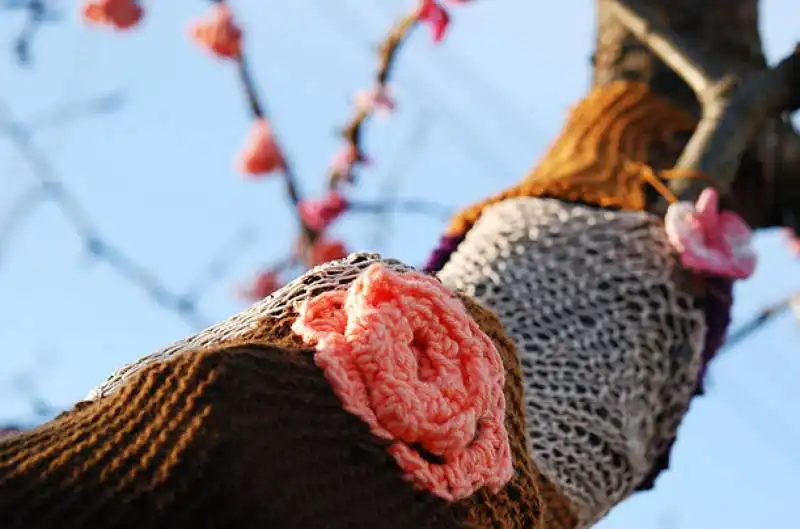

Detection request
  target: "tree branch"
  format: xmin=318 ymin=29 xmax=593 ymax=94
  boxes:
xmin=607 ymin=0 xmax=722 ymax=97
xmin=671 ymin=48 xmax=800 ymax=200
xmin=611 ymin=0 xmax=800 ymax=203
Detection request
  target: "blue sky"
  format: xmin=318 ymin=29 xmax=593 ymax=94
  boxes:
xmin=0 ymin=1 xmax=798 ymax=527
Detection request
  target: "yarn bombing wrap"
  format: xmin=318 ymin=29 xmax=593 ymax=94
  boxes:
xmin=422 ymin=82 xmax=738 ymax=506
xmin=3 ymin=253 xmax=558 ymax=529
xmin=292 ymin=263 xmax=514 ymax=501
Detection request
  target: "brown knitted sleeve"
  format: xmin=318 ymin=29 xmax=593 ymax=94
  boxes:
xmin=0 ymin=344 xmax=463 ymax=529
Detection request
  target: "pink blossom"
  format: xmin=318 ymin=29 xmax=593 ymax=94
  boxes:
xmin=418 ymin=0 xmax=450 ymax=43
xmin=237 ymin=118 xmax=285 ymax=177
xmin=237 ymin=269 xmax=281 ymax=300
xmin=298 ymin=191 xmax=349 ymax=231
xmin=355 ymin=85 xmax=396 ymax=116
xmin=329 ymin=142 xmax=368 ymax=183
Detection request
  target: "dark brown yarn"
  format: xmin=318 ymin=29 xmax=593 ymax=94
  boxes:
xmin=0 ymin=292 xmax=577 ymax=528
xmin=0 ymin=344 xmax=464 ymax=529
xmin=234 ymin=293 xmax=578 ymax=528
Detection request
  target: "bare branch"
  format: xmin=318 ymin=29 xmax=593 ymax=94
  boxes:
xmin=612 ymin=0 xmax=800 ymax=202
xmin=607 ymin=0 xmax=722 ymax=97
xmin=349 ymin=198 xmax=454 ymax=220
xmin=721 ymin=292 xmax=800 ymax=351
xmin=0 ymin=109 xmax=218 ymax=330
xmin=671 ymin=47 xmax=800 ymax=200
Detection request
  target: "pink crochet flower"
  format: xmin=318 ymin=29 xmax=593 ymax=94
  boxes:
xmin=292 ymin=264 xmax=513 ymax=501
xmin=664 ymin=187 xmax=756 ymax=280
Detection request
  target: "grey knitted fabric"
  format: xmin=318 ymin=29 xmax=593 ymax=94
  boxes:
xmin=436 ymin=197 xmax=706 ymax=527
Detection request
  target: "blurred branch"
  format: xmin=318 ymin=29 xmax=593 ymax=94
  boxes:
xmin=330 ymin=6 xmax=421 ymax=189
xmin=721 ymin=292 xmax=800 ymax=350
xmin=0 ymin=185 xmax=46 ymax=264
xmin=369 ymin=109 xmax=434 ymax=251
xmin=208 ymin=0 xmax=448 ymax=274
xmin=181 ymin=225 xmax=259 ymax=299
xmin=0 ymin=104 xmax=260 ymax=330
xmin=349 ymin=198 xmax=453 ymax=220
xmin=5 ymin=0 xmax=62 ymax=67
xmin=23 ymin=90 xmax=126 ymax=130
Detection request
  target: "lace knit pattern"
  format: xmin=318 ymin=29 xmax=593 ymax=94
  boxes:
xmin=436 ymin=197 xmax=707 ymax=527
xmin=77 ymin=252 xmax=576 ymax=528
xmin=84 ymin=253 xmax=413 ymax=401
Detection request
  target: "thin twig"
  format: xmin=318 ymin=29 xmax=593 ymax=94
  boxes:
xmin=0 ymin=185 xmax=47 ymax=264
xmin=0 ymin=110 xmax=221 ymax=330
xmin=231 ymin=38 xmax=314 ymax=242
xmin=332 ymin=7 xmax=422 ymax=188
xmin=721 ymin=292 xmax=800 ymax=351
xmin=349 ymin=198 xmax=453 ymax=220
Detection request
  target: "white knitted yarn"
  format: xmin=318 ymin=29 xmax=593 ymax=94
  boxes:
xmin=437 ymin=197 xmax=706 ymax=527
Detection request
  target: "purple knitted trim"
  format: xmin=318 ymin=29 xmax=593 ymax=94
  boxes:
xmin=696 ymin=277 xmax=733 ymax=394
xmin=422 ymin=234 xmax=465 ymax=274
xmin=635 ymin=276 xmax=733 ymax=491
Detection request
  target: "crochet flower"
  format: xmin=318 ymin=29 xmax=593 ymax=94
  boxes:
xmin=190 ymin=4 xmax=243 ymax=59
xmin=418 ymin=0 xmax=450 ymax=43
xmin=292 ymin=264 xmax=513 ymax=501
xmin=237 ymin=119 xmax=284 ymax=177
xmin=664 ymin=187 xmax=756 ymax=280
xmin=298 ymin=192 xmax=349 ymax=231
xmin=355 ymin=85 xmax=396 ymax=115
xmin=82 ymin=0 xmax=142 ymax=30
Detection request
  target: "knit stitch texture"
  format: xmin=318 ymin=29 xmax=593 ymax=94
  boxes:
xmin=1 ymin=254 xmax=576 ymax=529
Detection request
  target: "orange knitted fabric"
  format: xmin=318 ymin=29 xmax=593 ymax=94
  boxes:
xmin=0 ymin=291 xmax=576 ymax=528
xmin=445 ymin=81 xmax=699 ymax=237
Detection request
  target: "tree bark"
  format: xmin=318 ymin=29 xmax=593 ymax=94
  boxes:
xmin=593 ymin=0 xmax=766 ymax=110
xmin=592 ymin=0 xmax=800 ymax=231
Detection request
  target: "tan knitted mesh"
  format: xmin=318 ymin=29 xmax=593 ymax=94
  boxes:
xmin=437 ymin=197 xmax=707 ymax=527
xmin=85 ymin=253 xmax=413 ymax=401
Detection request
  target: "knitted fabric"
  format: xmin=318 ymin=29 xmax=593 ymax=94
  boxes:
xmin=422 ymin=81 xmax=735 ymax=501
xmin=443 ymin=81 xmax=698 ymax=238
xmin=4 ymin=253 xmax=577 ymax=528
xmin=436 ymin=197 xmax=707 ymax=528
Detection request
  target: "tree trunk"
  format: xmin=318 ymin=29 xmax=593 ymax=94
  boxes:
xmin=591 ymin=0 xmax=790 ymax=229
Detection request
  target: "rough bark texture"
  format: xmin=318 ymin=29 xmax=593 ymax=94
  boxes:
xmin=593 ymin=0 xmax=799 ymax=231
